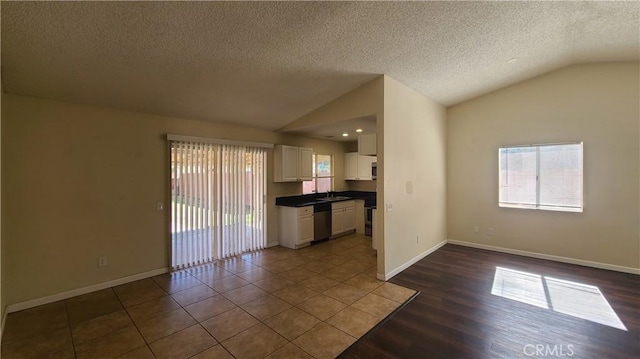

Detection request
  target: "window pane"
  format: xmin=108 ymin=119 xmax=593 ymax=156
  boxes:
xmin=539 ymin=144 xmax=582 ymax=209
xmin=316 ymin=177 xmax=333 ymax=193
xmin=316 ymin=155 xmax=332 ymax=177
xmin=499 ymin=147 xmax=537 ymax=206
xmin=303 ymin=180 xmax=316 ymax=195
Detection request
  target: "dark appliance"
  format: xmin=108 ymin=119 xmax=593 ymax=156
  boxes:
xmin=313 ymin=202 xmax=331 ymax=241
xmin=365 ymin=206 xmax=373 ymax=236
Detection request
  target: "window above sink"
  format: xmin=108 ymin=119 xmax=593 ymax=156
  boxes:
xmin=303 ymin=154 xmax=334 ymax=195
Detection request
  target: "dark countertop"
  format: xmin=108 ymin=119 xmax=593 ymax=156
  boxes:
xmin=276 ymin=191 xmax=376 ymax=208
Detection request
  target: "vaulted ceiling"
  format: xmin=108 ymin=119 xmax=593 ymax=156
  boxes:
xmin=2 ymin=1 xmax=638 ymax=130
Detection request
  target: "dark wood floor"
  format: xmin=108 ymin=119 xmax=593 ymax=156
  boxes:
xmin=340 ymin=244 xmax=640 ymax=359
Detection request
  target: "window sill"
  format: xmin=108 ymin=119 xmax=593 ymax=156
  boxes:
xmin=499 ymin=203 xmax=583 ymax=213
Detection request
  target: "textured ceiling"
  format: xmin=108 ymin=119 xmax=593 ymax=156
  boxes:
xmin=2 ymin=1 xmax=638 ymax=130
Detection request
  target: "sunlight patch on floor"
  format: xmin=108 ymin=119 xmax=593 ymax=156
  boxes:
xmin=491 ymin=267 xmax=627 ymax=331
xmin=491 ymin=267 xmax=548 ymax=309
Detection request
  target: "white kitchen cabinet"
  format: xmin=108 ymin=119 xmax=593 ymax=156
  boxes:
xmin=331 ymin=200 xmax=356 ymax=237
xmin=345 ymin=153 xmax=358 ymax=180
xmin=298 ymin=214 xmax=314 ymax=244
xmin=279 ymin=206 xmax=314 ymax=249
xmin=344 ymin=206 xmax=355 ymax=231
xmin=298 ymin=147 xmax=313 ymax=180
xmin=274 ymin=145 xmax=313 ymax=182
xmin=344 ymin=152 xmax=376 ymax=180
xmin=358 ymin=133 xmax=377 ymax=155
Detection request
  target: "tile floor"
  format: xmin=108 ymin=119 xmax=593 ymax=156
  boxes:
xmin=1 ymin=234 xmax=417 ymax=359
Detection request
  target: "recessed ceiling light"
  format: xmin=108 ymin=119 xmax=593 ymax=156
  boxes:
xmin=355 ymin=129 xmax=363 ymax=133
xmin=342 ymin=133 xmax=349 ymax=137
xmin=508 ymin=58 xmax=518 ymax=63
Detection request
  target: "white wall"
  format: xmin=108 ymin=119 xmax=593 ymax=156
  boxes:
xmin=382 ymin=76 xmax=447 ymax=278
xmin=447 ymin=62 xmax=640 ymax=271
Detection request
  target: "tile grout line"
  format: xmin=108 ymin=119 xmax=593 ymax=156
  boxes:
xmin=209 ymin=258 xmax=292 ymax=358
xmin=113 ymin=286 xmax=159 ymax=359
xmin=177 ymin=278 xmax=232 ymax=358
xmin=187 ymin=251 xmax=338 ymax=358
xmin=4 ymin=235 xmax=387 ymax=359
xmin=170 ymin=270 xmax=240 ymax=359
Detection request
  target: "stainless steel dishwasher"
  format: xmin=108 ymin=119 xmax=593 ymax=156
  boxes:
xmin=313 ymin=202 xmax=331 ymax=242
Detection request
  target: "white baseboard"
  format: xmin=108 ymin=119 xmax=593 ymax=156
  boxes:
xmin=266 ymin=241 xmax=279 ymax=248
xmin=6 ymin=267 xmax=170 ymax=314
xmin=381 ymin=240 xmax=448 ymax=281
xmin=447 ymin=239 xmax=640 ymax=275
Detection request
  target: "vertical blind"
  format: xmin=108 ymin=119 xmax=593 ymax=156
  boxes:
xmin=499 ymin=143 xmax=583 ymax=212
xmin=170 ymin=140 xmax=267 ymax=269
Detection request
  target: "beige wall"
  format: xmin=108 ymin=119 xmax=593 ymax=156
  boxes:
xmin=281 ymin=75 xmax=448 ymax=280
xmin=346 ymin=180 xmax=377 ymax=192
xmin=382 ymin=76 xmax=447 ymax=277
xmin=280 ymin=77 xmax=384 ymax=132
xmin=1 ymin=94 xmax=346 ymax=306
xmin=1 ymin=79 xmax=4 ymax=333
xmin=282 ymin=77 xmax=385 ymax=276
xmin=447 ymin=62 xmax=640 ymax=270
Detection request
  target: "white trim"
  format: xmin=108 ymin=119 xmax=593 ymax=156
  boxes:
xmin=499 ymin=141 xmax=583 ymax=149
xmin=167 ymin=134 xmax=274 ymax=149
xmin=1 ymin=307 xmax=7 ymax=344
xmin=266 ymin=241 xmax=279 ymax=248
xmin=447 ymin=239 xmax=640 ymax=275
xmin=381 ymin=240 xmax=448 ymax=281
xmin=6 ymin=267 xmax=170 ymax=313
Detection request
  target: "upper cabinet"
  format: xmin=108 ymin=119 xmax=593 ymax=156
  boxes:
xmin=358 ymin=134 xmax=377 ymax=155
xmin=345 ymin=152 xmax=376 ymax=180
xmin=274 ymin=145 xmax=313 ymax=182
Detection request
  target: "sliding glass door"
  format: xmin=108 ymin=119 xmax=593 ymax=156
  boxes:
xmin=170 ymin=141 xmax=266 ymax=270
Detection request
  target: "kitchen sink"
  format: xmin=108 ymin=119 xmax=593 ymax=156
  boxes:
xmin=322 ymin=196 xmax=352 ymax=202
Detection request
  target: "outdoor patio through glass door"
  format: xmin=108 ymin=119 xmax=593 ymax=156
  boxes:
xmin=170 ymin=140 xmax=267 ymax=270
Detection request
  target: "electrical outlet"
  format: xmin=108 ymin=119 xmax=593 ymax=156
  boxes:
xmin=474 ymin=226 xmax=479 ymax=233
xmin=385 ymin=203 xmax=393 ymax=212
xmin=98 ymin=256 xmax=108 ymax=267
xmin=487 ymin=227 xmax=495 ymax=236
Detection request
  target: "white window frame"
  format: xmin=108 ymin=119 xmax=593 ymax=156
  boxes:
xmin=498 ymin=142 xmax=584 ymax=213
xmin=303 ymin=154 xmax=334 ymax=194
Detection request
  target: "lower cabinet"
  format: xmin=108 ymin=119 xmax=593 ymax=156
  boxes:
xmin=279 ymin=206 xmax=314 ymax=249
xmin=331 ymin=200 xmax=356 ymax=237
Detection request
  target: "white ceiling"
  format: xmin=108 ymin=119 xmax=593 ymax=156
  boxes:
xmin=1 ymin=1 xmax=638 ymax=131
